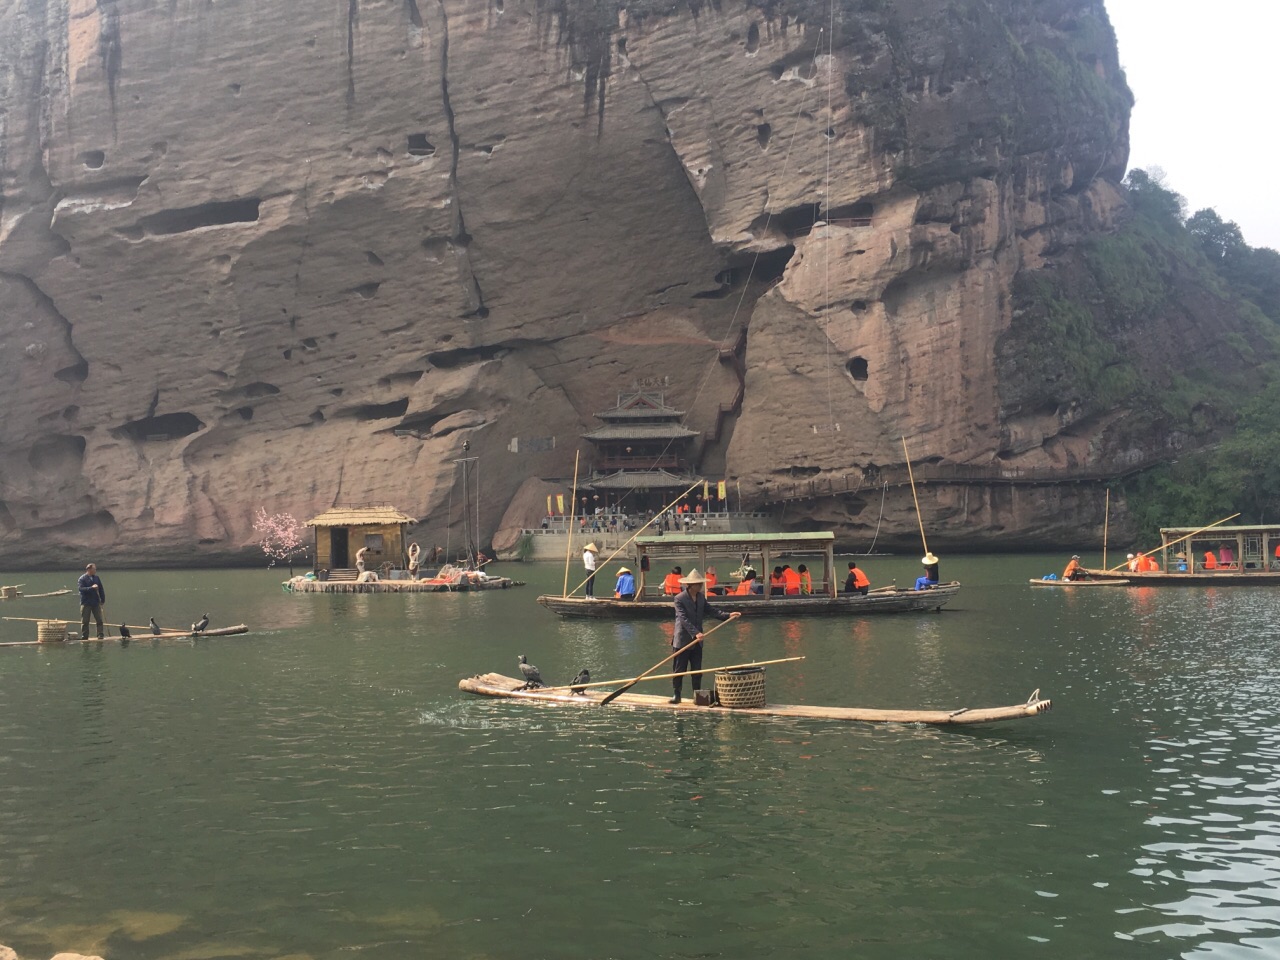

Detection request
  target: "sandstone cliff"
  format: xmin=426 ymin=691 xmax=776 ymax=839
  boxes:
xmin=0 ymin=0 xmax=1242 ymax=566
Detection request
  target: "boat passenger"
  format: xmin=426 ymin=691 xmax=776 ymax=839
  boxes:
xmin=614 ymin=566 xmax=636 ymax=601
xmin=797 ymin=564 xmax=812 ymax=594
xmin=769 ymin=566 xmax=786 ymax=596
xmin=1126 ymin=552 xmax=1138 ymax=573
xmin=782 ymin=564 xmax=801 ymax=595
xmin=1061 ymin=555 xmax=1086 ymax=581
xmin=705 ymin=567 xmax=719 ymax=594
xmin=915 ymin=552 xmax=941 ymax=591
xmin=734 ymin=570 xmax=758 ymax=595
xmin=1203 ymin=551 xmax=1218 ymax=570
xmin=1139 ymin=554 xmax=1159 ymax=573
xmin=663 ymin=566 xmax=684 ymax=595
xmin=844 ymin=561 xmax=870 ymax=596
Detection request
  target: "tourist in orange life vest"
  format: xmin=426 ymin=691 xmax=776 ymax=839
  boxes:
xmin=844 ymin=561 xmax=870 ymax=595
xmin=1139 ymin=554 xmax=1159 ymax=573
xmin=797 ymin=564 xmax=812 ymax=594
xmin=1203 ymin=551 xmax=1218 ymax=570
xmin=704 ymin=567 xmax=718 ymax=593
xmin=1062 ymin=555 xmax=1085 ymax=581
xmin=734 ymin=570 xmax=758 ymax=594
xmin=769 ymin=566 xmax=786 ymax=595
xmin=663 ymin=566 xmax=684 ymax=595
xmin=782 ymin=564 xmax=801 ymax=595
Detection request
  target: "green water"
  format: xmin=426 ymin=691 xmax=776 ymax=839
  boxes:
xmin=1 ymin=556 xmax=1278 ymax=959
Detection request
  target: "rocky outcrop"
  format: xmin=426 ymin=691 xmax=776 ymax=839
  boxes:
xmin=0 ymin=0 xmax=1231 ymax=564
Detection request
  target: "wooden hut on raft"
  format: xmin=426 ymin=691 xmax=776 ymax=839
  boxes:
xmin=306 ymin=506 xmax=416 ymax=580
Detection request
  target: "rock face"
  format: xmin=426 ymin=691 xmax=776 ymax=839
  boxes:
xmin=0 ymin=0 xmax=1206 ymax=565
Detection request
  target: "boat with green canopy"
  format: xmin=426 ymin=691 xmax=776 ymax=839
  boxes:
xmin=537 ymin=532 xmax=959 ymax=618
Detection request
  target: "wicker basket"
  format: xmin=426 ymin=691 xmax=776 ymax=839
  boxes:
xmin=715 ymin=667 xmax=766 ymax=708
xmin=0 ymin=585 xmax=18 ymax=600
xmin=37 ymin=620 xmax=71 ymax=643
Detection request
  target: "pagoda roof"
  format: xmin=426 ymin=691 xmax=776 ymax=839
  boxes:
xmin=582 ymin=423 xmax=699 ymax=442
xmin=306 ymin=506 xmax=416 ymax=527
xmin=587 ymin=469 xmax=699 ymax=490
xmin=593 ymin=391 xmax=685 ymax=420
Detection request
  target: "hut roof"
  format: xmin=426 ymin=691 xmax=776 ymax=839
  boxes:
xmin=306 ymin=506 xmax=416 ymax=527
xmin=587 ymin=469 xmax=697 ymax=490
xmin=582 ymin=423 xmax=699 ymax=442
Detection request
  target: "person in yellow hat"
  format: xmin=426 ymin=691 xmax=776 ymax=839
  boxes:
xmin=915 ymin=552 xmax=940 ymax=590
xmin=614 ymin=566 xmax=636 ymax=600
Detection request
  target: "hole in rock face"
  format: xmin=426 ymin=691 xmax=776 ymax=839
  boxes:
xmin=117 ymin=412 xmax=205 ymax=442
xmin=756 ymin=123 xmax=772 ymax=148
xmin=824 ymin=127 xmax=836 ymax=140
xmin=227 ymin=83 xmax=241 ymax=95
xmin=55 ymin=360 xmax=89 ymax=384
xmin=850 ymin=300 xmax=868 ymax=312
xmin=79 ymin=150 xmax=106 ymax=169
xmin=617 ymin=37 xmax=626 ymax=53
xmin=353 ymin=282 xmax=380 ymax=299
xmin=407 ymin=134 xmax=436 ymax=156
xmin=132 ymin=198 xmax=261 ymax=236
xmin=346 ymin=399 xmax=410 ymax=421
xmin=746 ymin=22 xmax=760 ymax=54
xmin=242 ymin=382 xmax=280 ymax=398
xmin=366 ymin=250 xmax=384 ymax=267
xmin=847 ymin=357 xmax=869 ymax=381
xmin=236 ymin=407 xmax=254 ymax=421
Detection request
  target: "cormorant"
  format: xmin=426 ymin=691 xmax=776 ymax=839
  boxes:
xmin=517 ymin=654 xmax=543 ymax=689
xmin=570 ymin=669 xmax=590 ymax=695
xmin=192 ymin=614 xmax=209 ymax=634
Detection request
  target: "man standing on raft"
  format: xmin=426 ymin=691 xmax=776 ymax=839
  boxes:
xmin=670 ymin=569 xmax=741 ymax=704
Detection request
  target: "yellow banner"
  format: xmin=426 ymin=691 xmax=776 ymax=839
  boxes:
xmin=556 ymin=494 xmax=565 ymax=513
xmin=546 ymin=495 xmax=553 ymax=515
xmin=718 ymin=480 xmax=727 ymax=500
xmin=703 ymin=480 xmax=709 ymax=500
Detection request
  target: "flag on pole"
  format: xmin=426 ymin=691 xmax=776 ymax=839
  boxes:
xmin=703 ymin=480 xmax=709 ymax=500
xmin=718 ymin=480 xmax=727 ymax=500
xmin=556 ymin=494 xmax=565 ymax=514
xmin=546 ymin=495 xmax=553 ymax=515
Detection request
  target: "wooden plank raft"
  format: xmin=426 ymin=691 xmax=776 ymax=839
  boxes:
xmin=0 ymin=624 xmax=250 ymax=647
xmin=458 ymin=673 xmax=1053 ymax=726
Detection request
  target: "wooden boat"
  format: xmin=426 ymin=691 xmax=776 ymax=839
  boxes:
xmin=1029 ymin=577 xmax=1129 ymax=588
xmin=539 ymin=582 xmax=959 ymax=618
xmin=459 ymin=672 xmax=1052 ymax=726
xmin=0 ymin=585 xmax=72 ymax=600
xmin=1085 ymin=523 xmax=1280 ymax=586
xmin=539 ymin=532 xmax=959 ymax=618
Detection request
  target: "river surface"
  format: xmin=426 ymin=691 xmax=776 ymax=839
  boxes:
xmin=1 ymin=555 xmax=1278 ymax=960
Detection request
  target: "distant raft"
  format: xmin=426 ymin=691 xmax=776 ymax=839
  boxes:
xmin=458 ymin=673 xmax=1052 ymax=727
xmin=1030 ymin=577 xmax=1130 ymax=587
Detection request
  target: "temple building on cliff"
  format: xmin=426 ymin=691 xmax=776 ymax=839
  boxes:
xmin=582 ymin=393 xmax=703 ymax=512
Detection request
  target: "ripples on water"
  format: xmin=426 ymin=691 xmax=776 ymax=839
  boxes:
xmin=3 ymin=564 xmax=1280 ymax=958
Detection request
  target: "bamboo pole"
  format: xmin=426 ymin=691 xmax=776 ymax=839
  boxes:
xmin=1102 ymin=488 xmax=1110 ymax=570
xmin=599 ymin=611 xmax=740 ymax=704
xmin=539 ymin=656 xmax=805 ymax=693
xmin=1100 ymin=512 xmax=1241 ymax=573
xmin=901 ymin=436 xmax=930 ymax=557
xmin=564 ymin=478 xmax=706 ymax=599
xmin=562 ymin=449 xmax=581 ymax=597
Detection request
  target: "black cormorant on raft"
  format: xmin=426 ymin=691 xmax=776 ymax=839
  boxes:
xmin=458 ymin=672 xmax=1052 ymax=727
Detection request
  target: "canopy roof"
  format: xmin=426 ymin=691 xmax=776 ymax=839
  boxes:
xmin=307 ymin=506 xmax=416 ymax=527
xmin=1161 ymin=524 xmax=1280 ymax=536
xmin=593 ymin=392 xmax=685 ymax=420
xmin=635 ymin=532 xmax=836 ymax=559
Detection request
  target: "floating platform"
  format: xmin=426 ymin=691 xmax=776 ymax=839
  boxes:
xmin=284 ymin=575 xmax=523 ymax=593
xmin=537 ymin=582 xmax=959 ymax=619
xmin=0 ymin=624 xmax=250 ymax=647
xmin=458 ymin=672 xmax=1052 ymax=726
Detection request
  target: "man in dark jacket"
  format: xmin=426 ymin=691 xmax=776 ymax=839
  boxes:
xmin=670 ymin=568 xmax=741 ymax=704
xmin=77 ymin=563 xmax=106 ymax=640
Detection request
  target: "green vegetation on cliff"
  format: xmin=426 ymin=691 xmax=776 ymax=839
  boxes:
xmin=1001 ymin=168 xmax=1280 ymax=536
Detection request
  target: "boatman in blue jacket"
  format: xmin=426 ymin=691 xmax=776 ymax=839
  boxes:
xmin=670 ymin=569 xmax=741 ymax=704
xmin=77 ymin=562 xmax=106 ymax=640
xmin=614 ymin=566 xmax=636 ymax=600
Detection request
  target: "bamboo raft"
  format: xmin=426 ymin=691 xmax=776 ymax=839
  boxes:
xmin=284 ymin=576 xmax=523 ymax=593
xmin=0 ymin=621 xmax=250 ymax=647
xmin=458 ymin=672 xmax=1053 ymax=726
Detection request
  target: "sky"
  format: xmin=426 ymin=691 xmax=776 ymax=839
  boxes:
xmin=1105 ymin=0 xmax=1280 ymax=251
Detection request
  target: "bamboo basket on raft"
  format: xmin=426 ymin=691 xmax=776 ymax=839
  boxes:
xmin=715 ymin=667 xmax=767 ymax=708
xmin=37 ymin=620 xmax=74 ymax=643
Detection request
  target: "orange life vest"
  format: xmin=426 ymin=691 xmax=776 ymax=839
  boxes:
xmin=663 ymin=573 xmax=682 ymax=594
xmin=734 ymin=578 xmax=755 ymax=595
xmin=783 ymin=568 xmax=801 ymax=595
xmin=1203 ymin=552 xmax=1217 ymax=570
xmin=852 ymin=568 xmax=870 ymax=589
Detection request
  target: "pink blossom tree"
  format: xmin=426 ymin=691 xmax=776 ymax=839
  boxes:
xmin=253 ymin=508 xmax=307 ymax=574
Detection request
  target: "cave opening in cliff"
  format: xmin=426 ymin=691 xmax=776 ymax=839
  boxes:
xmin=345 ymin=399 xmax=411 ymax=421
xmin=756 ymin=123 xmax=772 ymax=149
xmin=846 ymin=357 xmax=869 ymax=382
xmin=78 ymin=150 xmax=105 ymax=169
xmin=116 ymin=412 xmax=206 ymax=442
xmin=426 ymin=344 xmax=508 ymax=367
xmin=132 ymin=199 xmax=261 ymax=236
xmin=407 ymin=134 xmax=436 ymax=157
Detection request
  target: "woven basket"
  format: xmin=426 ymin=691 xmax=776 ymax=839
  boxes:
xmin=0 ymin=585 xmax=18 ymax=600
xmin=37 ymin=620 xmax=71 ymax=643
xmin=715 ymin=667 xmax=766 ymax=708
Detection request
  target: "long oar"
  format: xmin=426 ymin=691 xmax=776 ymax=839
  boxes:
xmin=599 ymin=614 xmax=740 ymax=705
xmin=539 ymin=656 xmax=805 ymax=693
xmin=1101 ymin=512 xmax=1240 ymax=573
xmin=901 ymin=436 xmax=931 ymax=559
